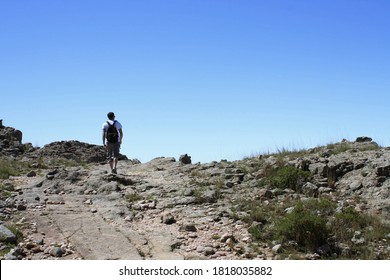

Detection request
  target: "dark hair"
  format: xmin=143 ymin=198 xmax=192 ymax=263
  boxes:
xmin=107 ymin=112 xmax=115 ymax=120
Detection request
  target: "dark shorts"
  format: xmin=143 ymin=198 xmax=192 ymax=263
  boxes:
xmin=107 ymin=142 xmax=120 ymax=159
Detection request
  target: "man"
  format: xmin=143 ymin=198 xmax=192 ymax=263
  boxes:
xmin=102 ymin=112 xmax=123 ymax=174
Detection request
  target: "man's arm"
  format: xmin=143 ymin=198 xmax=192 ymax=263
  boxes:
xmin=102 ymin=129 xmax=106 ymax=146
xmin=119 ymin=128 xmax=123 ymax=145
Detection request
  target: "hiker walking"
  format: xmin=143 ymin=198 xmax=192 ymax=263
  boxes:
xmin=102 ymin=112 xmax=123 ymax=174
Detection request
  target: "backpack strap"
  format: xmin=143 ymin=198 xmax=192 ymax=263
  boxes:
xmin=106 ymin=120 xmax=116 ymax=127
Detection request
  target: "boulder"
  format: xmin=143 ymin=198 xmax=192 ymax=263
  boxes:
xmin=356 ymin=136 xmax=372 ymax=143
xmin=179 ymin=154 xmax=192 ymax=165
xmin=0 ymin=123 xmax=26 ymax=156
xmin=0 ymin=224 xmax=17 ymax=244
xmin=161 ymin=212 xmax=176 ymax=224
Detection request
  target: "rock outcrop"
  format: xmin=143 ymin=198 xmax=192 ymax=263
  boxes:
xmin=31 ymin=141 xmax=108 ymax=163
xmin=0 ymin=120 xmax=127 ymax=163
xmin=0 ymin=122 xmax=35 ymax=157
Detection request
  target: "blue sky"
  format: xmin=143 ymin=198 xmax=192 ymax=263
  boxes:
xmin=1 ymin=0 xmax=389 ymax=163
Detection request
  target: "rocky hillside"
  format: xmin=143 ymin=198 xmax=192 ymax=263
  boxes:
xmin=0 ymin=121 xmax=389 ymax=260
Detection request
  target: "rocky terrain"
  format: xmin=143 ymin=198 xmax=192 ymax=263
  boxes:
xmin=1 ymin=120 xmax=390 ymax=260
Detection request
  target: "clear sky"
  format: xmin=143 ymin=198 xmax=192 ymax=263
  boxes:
xmin=1 ymin=0 xmax=389 ymax=163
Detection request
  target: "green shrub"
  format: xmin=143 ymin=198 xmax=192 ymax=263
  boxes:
xmin=125 ymin=192 xmax=143 ymax=203
xmin=275 ymin=147 xmax=310 ymax=160
xmin=48 ymin=158 xmax=86 ymax=168
xmin=276 ymin=201 xmax=329 ymax=251
xmin=238 ymin=195 xmax=390 ymax=258
xmin=337 ymin=207 xmax=367 ymax=228
xmin=7 ymin=224 xmax=24 ymax=243
xmin=268 ymin=166 xmax=310 ymax=192
xmin=193 ymin=185 xmax=221 ymax=204
xmin=241 ymin=200 xmax=268 ymax=224
xmin=0 ymin=159 xmax=21 ymax=179
xmin=0 ymin=183 xmax=14 ymax=199
xmin=235 ymin=199 xmax=287 ymax=242
xmin=328 ymin=207 xmax=390 ymax=259
xmin=331 ymin=207 xmax=368 ymax=241
xmin=303 ymin=198 xmax=336 ymax=216
xmin=331 ymin=207 xmax=390 ymax=244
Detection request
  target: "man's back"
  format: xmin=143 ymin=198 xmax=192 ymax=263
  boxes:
xmin=102 ymin=112 xmax=123 ymax=174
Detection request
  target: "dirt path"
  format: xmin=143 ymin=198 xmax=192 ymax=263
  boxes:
xmin=17 ymin=161 xmax=185 ymax=260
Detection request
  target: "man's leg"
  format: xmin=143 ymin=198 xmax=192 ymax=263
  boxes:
xmin=112 ymin=143 xmax=120 ymax=174
xmin=107 ymin=144 xmax=115 ymax=172
xmin=113 ymin=158 xmax=118 ymax=172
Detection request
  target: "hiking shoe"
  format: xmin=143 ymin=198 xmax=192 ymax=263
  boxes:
xmin=112 ymin=168 xmax=117 ymax=174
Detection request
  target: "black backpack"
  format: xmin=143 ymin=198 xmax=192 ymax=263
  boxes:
xmin=106 ymin=121 xmax=118 ymax=143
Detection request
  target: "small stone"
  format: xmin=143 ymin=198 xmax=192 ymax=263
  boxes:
xmin=124 ymin=215 xmax=133 ymax=222
xmin=258 ymin=188 xmax=274 ymax=199
xmin=221 ymin=233 xmax=236 ymax=243
xmin=225 ymin=238 xmax=235 ymax=247
xmin=36 ymin=239 xmax=44 ymax=245
xmin=31 ymin=246 xmax=43 ymax=253
xmin=148 ymin=201 xmax=157 ymax=209
xmin=203 ymin=247 xmax=216 ymax=256
xmin=5 ymin=197 xmax=15 ymax=208
xmin=188 ymin=233 xmax=198 ymax=238
xmin=17 ymin=203 xmax=27 ymax=211
xmin=84 ymin=199 xmax=92 ymax=205
xmin=27 ymin=170 xmax=37 ymax=177
xmin=5 ymin=251 xmax=18 ymax=260
xmin=241 ymin=236 xmax=252 ymax=243
xmin=179 ymin=224 xmax=197 ymax=232
xmin=50 ymin=247 xmax=65 ymax=257
xmin=352 ymin=231 xmax=365 ymax=245
xmin=161 ymin=212 xmax=176 ymax=225
xmin=272 ymin=244 xmax=283 ymax=253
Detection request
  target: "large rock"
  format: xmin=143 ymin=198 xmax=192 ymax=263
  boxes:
xmin=0 ymin=225 xmax=17 ymax=244
xmin=31 ymin=140 xmax=128 ymax=163
xmin=179 ymin=154 xmax=192 ymax=165
xmin=356 ymin=136 xmax=372 ymax=143
xmin=0 ymin=122 xmax=25 ymax=156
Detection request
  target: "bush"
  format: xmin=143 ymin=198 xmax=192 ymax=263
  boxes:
xmin=328 ymin=207 xmax=390 ymax=259
xmin=268 ymin=166 xmax=311 ymax=192
xmin=303 ymin=198 xmax=336 ymax=216
xmin=331 ymin=207 xmax=368 ymax=242
xmin=193 ymin=185 xmax=222 ymax=204
xmin=124 ymin=192 xmax=143 ymax=203
xmin=0 ymin=159 xmax=21 ymax=179
xmin=276 ymin=201 xmax=329 ymax=251
xmin=0 ymin=183 xmax=15 ymax=199
xmin=236 ymin=199 xmax=287 ymax=242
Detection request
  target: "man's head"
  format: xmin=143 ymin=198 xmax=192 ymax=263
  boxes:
xmin=107 ymin=112 xmax=115 ymax=120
